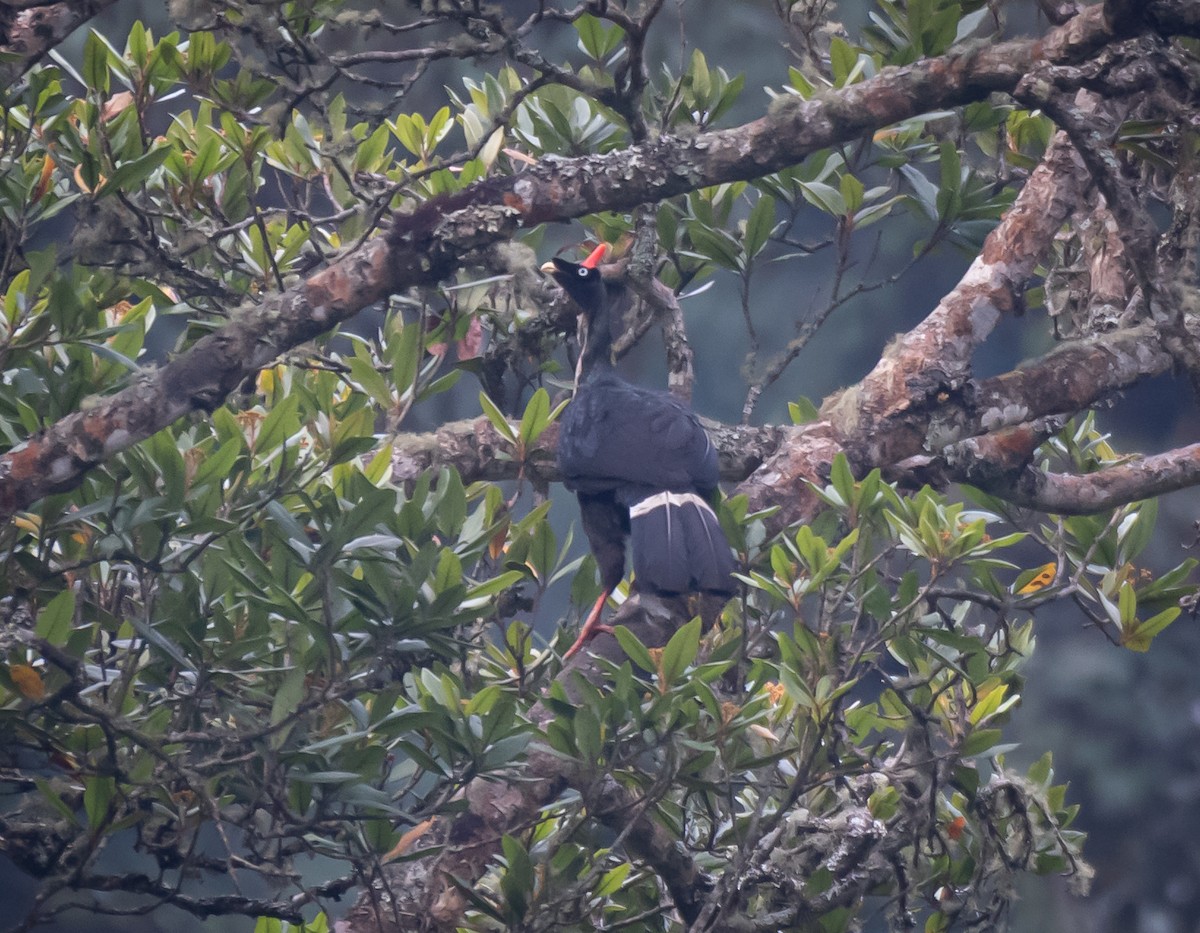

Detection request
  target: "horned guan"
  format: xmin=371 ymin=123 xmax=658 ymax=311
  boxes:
xmin=542 ymin=244 xmax=736 ymax=659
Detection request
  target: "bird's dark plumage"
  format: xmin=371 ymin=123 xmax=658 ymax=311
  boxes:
xmin=543 ymin=246 xmax=735 ymax=656
xmin=559 ymin=371 xmax=733 ymax=594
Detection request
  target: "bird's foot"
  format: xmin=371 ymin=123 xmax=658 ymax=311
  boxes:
xmin=562 ymin=589 xmax=615 ymax=660
xmin=562 ymin=621 xmax=615 ymax=660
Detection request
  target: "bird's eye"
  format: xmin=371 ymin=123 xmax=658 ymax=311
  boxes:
xmin=577 ymin=267 xmax=588 ymax=277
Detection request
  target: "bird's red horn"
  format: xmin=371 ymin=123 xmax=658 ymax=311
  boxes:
xmin=580 ymin=243 xmax=608 ymax=269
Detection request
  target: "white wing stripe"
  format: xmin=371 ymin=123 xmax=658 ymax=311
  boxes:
xmin=629 ymin=491 xmax=715 ymax=518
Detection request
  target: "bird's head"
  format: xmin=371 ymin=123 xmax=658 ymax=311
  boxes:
xmin=540 ymin=243 xmax=608 ymax=320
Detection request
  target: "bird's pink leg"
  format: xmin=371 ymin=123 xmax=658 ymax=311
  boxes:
xmin=562 ymin=589 xmax=615 ymax=659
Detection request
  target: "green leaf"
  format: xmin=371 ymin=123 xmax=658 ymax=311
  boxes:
xmin=840 ymin=173 xmax=864 ymax=214
xmin=83 ymin=31 xmax=111 ymax=94
xmin=925 ymin=911 xmax=949 ymax=933
xmin=1028 ymin=751 xmax=1053 ymax=787
xmin=96 ymin=145 xmax=172 ymax=197
xmin=127 ymin=616 xmax=193 ymax=670
xmin=525 ymin=517 xmax=556 ymax=583
xmin=829 ymin=36 xmax=857 ymax=85
xmin=613 ymin=624 xmax=656 ymax=673
xmin=389 ymin=114 xmax=423 ymax=157
xmin=518 ymin=387 xmax=551 ymax=449
xmin=479 ymin=391 xmax=518 ymax=444
xmin=362 ymin=441 xmax=394 ymax=485
xmin=688 ymin=223 xmax=743 ymax=270
xmin=829 ymin=453 xmax=856 ymax=505
xmin=394 ymin=739 xmax=446 ymax=777
xmin=434 ymin=549 xmax=463 ymax=594
xmin=348 ymin=341 xmax=392 ymax=406
xmin=127 ymin=21 xmax=148 ymax=64
xmin=1117 ymin=498 xmax=1157 ymax=563
xmin=968 ymin=681 xmax=1012 ymax=726
xmin=81 ymin=340 xmax=138 ymax=373
xmin=660 ymin=616 xmax=701 ymax=685
xmin=355 ymin=123 xmax=392 ymax=172
xmin=36 ymin=590 xmax=76 ymax=645
xmin=899 ymin=164 xmax=939 ymax=219
xmin=779 ymin=646 xmax=814 ymax=709
xmin=481 ymin=733 xmax=532 ymax=769
xmin=788 ymin=397 xmax=819 ymax=424
xmin=1118 ymin=580 xmax=1137 ymax=626
xmin=595 ymin=861 xmax=631 ymax=896
xmin=868 ymin=785 xmax=900 ymax=821
xmin=84 ymin=775 xmax=115 ymax=830
xmin=254 ymin=392 xmax=300 ymax=453
xmin=961 ymin=728 xmax=1003 ymax=758
xmin=390 ymin=319 xmax=423 ymax=393
xmin=744 ymin=194 xmax=776 ymax=258
xmin=689 ymin=49 xmax=711 ymax=100
xmin=1121 ymin=606 xmax=1180 ymax=652
xmin=572 ymin=702 xmax=603 ymax=764
xmin=575 ymin=14 xmax=623 ymax=61
xmin=426 ymin=106 xmax=452 ymax=150
xmin=293 ymin=770 xmax=363 ymax=784
xmin=432 ymin=467 xmax=467 ymax=538
xmin=417 ymin=369 xmax=463 ymax=403
xmin=799 ymin=180 xmax=847 ymax=216
xmin=853 ymin=195 xmax=904 ymax=228
xmin=955 ymin=7 xmax=991 ymax=43
xmin=464 ymin=569 xmax=525 ymax=604
xmin=270 ymin=666 xmax=307 ymax=728
xmin=500 ymin=834 xmax=533 ymax=921
xmin=939 ymin=140 xmax=962 ymax=195
xmin=190 ymin=437 xmax=243 ymax=491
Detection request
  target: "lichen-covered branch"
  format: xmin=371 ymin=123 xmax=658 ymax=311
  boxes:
xmin=1017 ymin=86 xmax=1153 ymax=293
xmin=969 ymin=324 xmax=1171 ymax=432
xmin=390 ymin=418 xmax=785 ymax=488
xmin=974 ymin=440 xmax=1200 ymax=513
xmin=0 ymin=0 xmax=119 ymax=86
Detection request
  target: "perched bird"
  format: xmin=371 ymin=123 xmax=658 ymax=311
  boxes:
xmin=541 ymin=244 xmax=736 ymax=659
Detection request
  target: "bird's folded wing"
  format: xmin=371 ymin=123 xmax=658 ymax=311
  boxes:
xmin=558 ymin=380 xmax=718 ymax=493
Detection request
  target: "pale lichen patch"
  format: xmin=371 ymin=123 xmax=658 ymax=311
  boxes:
xmin=980 ymin=403 xmax=1030 ymax=432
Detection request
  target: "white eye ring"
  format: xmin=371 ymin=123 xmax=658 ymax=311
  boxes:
xmin=577 ymin=267 xmax=588 ymax=276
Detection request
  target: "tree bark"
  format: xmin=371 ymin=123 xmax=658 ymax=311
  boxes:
xmin=0 ymin=0 xmax=120 ymax=86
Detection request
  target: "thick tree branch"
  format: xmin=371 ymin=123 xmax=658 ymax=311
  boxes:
xmin=1018 ymin=86 xmax=1155 ymax=293
xmin=889 ymin=415 xmax=1072 ymax=493
xmin=393 ymin=316 xmax=1175 ymax=522
xmin=969 ymin=324 xmax=1171 ymax=432
xmin=887 ymin=322 xmax=1174 ymax=487
xmin=973 ymin=441 xmax=1200 ymax=513
xmin=390 ymin=418 xmax=785 ymax=488
xmin=0 ymin=0 xmax=119 ymax=86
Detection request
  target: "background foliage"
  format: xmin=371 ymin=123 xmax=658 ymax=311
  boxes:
xmin=1 ymin=1 xmax=1198 ymax=932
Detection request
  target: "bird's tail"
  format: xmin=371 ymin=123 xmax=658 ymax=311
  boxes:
xmin=628 ymin=491 xmax=736 ymax=596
